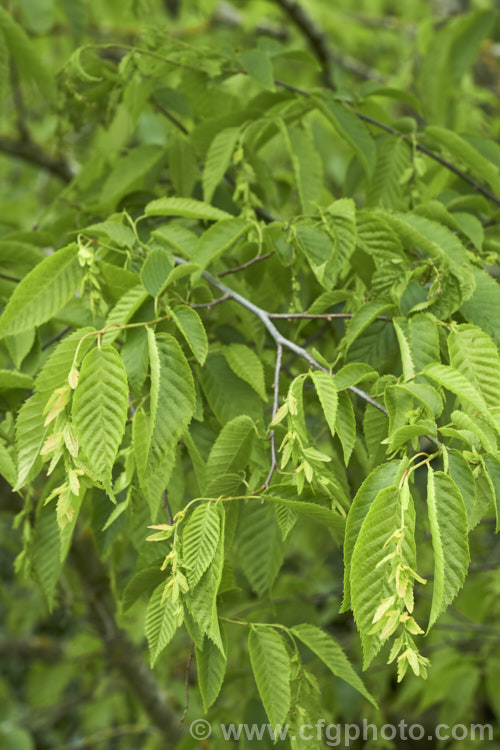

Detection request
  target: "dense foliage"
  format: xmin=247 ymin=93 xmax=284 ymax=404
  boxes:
xmin=1 ymin=0 xmax=500 ymax=747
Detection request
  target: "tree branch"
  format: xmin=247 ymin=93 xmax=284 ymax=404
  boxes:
xmin=0 ymin=135 xmax=74 ymax=183
xmin=174 ymin=256 xmax=387 ymax=414
xmin=70 ymin=526 xmax=183 ymax=747
xmin=273 ymin=0 xmax=385 ymax=83
xmin=218 ymin=252 xmax=273 ymax=278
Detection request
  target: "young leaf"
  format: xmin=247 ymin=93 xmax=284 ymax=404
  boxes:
xmin=195 ymin=218 xmax=249 ymax=270
xmin=239 ymin=501 xmax=286 ymax=596
xmin=314 ymin=97 xmax=376 ymax=177
xmin=238 ymin=49 xmax=275 ymax=91
xmin=101 ymin=285 xmax=148 ymax=345
xmin=141 ymin=249 xmax=173 ymax=298
xmin=183 ymin=502 xmax=221 ymax=587
xmin=203 ymin=126 xmax=240 ymax=204
xmin=145 ymin=584 xmax=182 ymax=667
xmin=426 ymin=469 xmax=470 ymax=631
xmin=291 ymin=624 xmax=377 ymax=709
xmin=248 ymin=627 xmax=291 ymax=726
xmin=350 ymin=485 xmax=414 ymax=668
xmin=170 ymin=306 xmax=208 ymax=365
xmin=72 ymin=345 xmax=129 ymax=492
xmin=0 ymin=245 xmax=83 ymax=338
xmin=146 ymin=331 xmax=195 ymax=518
xmin=196 ymin=627 xmax=228 ymax=712
xmin=205 ymin=415 xmax=254 ymax=495
xmin=310 ymin=370 xmax=338 ymax=440
xmin=145 ymin=197 xmax=232 ymax=221
xmin=222 ymin=343 xmax=267 ymax=401
xmin=341 ymin=461 xmax=402 ymax=612
xmin=335 ymin=391 xmax=356 ymax=466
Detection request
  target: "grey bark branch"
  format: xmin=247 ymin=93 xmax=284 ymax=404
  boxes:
xmin=0 ymin=135 xmax=74 ymax=182
xmin=70 ymin=526 xmax=183 ymax=746
xmin=174 ymin=257 xmax=388 ymax=415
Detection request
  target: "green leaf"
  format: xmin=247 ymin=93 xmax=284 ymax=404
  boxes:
xmin=335 ymin=391 xmax=356 ymax=466
xmin=311 ymin=370 xmax=338 ymax=441
xmin=145 ymin=197 xmax=232 ymax=221
xmin=392 ymin=317 xmax=415 ymax=381
xmin=315 ymin=97 xmax=376 ymax=177
xmin=264 ymin=495 xmax=345 ymax=539
xmin=342 ymin=461 xmax=401 ymax=611
xmin=248 ymin=627 xmax=291 ymax=726
xmin=222 ymin=343 xmax=267 ymax=401
xmin=146 ymin=584 xmax=182 ymax=667
xmin=15 ymin=329 xmax=93 ymax=490
xmin=205 ymin=415 xmax=254 ymax=495
xmin=72 ymin=346 xmax=129 ymax=492
xmin=195 ymin=218 xmax=249 ymax=270
xmin=447 ymin=324 xmax=500 ymax=416
xmin=185 ymin=506 xmax=225 ymax=650
xmin=170 ymin=306 xmax=208 ymax=365
xmin=100 ymin=144 xmax=165 ymax=210
xmin=426 ymin=469 xmax=470 ymax=631
xmin=0 ymin=370 xmax=33 ymax=390
xmin=344 ymin=302 xmax=395 ymax=352
xmin=0 ymin=245 xmax=83 ymax=338
xmin=203 ymin=126 xmax=240 ymax=204
xmin=101 ymin=285 xmax=148 ymax=345
xmin=409 ymin=313 xmax=440 ymax=371
xmin=0 ymin=6 xmax=55 ymax=101
xmin=281 ymin=123 xmax=323 ymax=211
xmin=0 ymin=442 xmax=16 ymax=486
xmin=183 ymin=502 xmax=221 ymax=587
xmin=291 ymin=624 xmax=377 ymax=708
xmin=461 ymin=268 xmax=500 ymax=349
xmin=239 ymin=501 xmax=286 ymax=596
xmin=146 ymin=332 xmax=195 ymax=518
xmin=366 ymin=136 xmax=409 ymax=209
xmin=483 ymin=455 xmax=500 ymax=534
xmin=424 ymin=363 xmax=490 ymax=420
xmin=238 ymin=49 xmax=275 ymax=91
xmin=447 ymin=449 xmax=477 ymax=530
xmin=350 ymin=485 xmax=415 ymax=668
xmin=426 ymin=126 xmax=500 ymax=195
xmin=141 ymin=249 xmax=173 ymax=298
xmin=199 ymin=354 xmax=263 ymax=425
xmin=333 ymin=363 xmax=376 ymax=391
xmin=196 ymin=628 xmax=228 ymax=712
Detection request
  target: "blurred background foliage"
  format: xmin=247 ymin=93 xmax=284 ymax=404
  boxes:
xmin=1 ymin=0 xmax=500 ymax=748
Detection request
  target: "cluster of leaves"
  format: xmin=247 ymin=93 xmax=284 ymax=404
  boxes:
xmin=2 ymin=0 xmax=500 ymax=747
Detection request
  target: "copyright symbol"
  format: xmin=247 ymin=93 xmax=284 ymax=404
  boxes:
xmin=190 ymin=719 xmax=212 ymax=740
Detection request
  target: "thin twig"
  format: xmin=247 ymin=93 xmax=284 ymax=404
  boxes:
xmin=218 ymin=252 xmax=273 ymax=278
xmin=180 ymin=644 xmax=194 ymax=724
xmin=189 ymin=294 xmax=230 ymax=310
xmin=174 ymin=256 xmax=387 ymax=414
xmin=153 ymin=100 xmax=189 ymax=136
xmin=267 ymin=311 xmax=392 ymax=321
xmin=264 ymin=343 xmax=283 ymax=490
xmin=0 ymin=272 xmax=20 ymax=283
xmin=41 ymin=325 xmax=71 ymax=351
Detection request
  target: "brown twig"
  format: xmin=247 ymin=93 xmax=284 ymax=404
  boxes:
xmin=218 ymin=252 xmax=273 ymax=277
xmin=189 ymin=294 xmax=231 ymax=310
xmin=180 ymin=644 xmax=194 ymax=724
